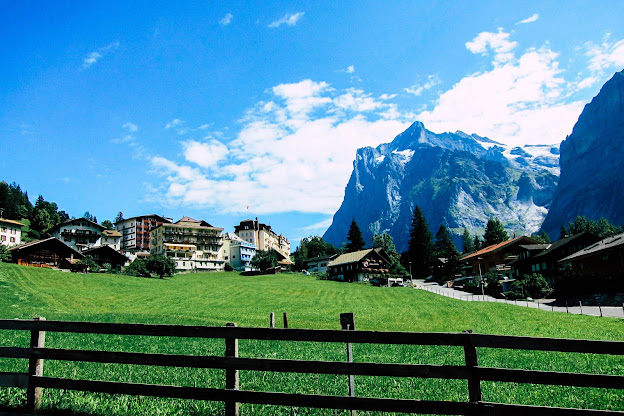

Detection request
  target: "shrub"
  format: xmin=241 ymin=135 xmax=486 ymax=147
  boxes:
xmin=0 ymin=245 xmax=11 ymax=262
xmin=77 ymin=255 xmax=100 ymax=273
xmin=516 ymin=273 xmax=551 ymax=299
xmin=124 ymin=258 xmax=150 ymax=277
xmin=224 ymin=263 xmax=234 ymax=272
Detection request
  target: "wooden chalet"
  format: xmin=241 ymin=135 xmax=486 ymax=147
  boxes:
xmin=461 ymin=236 xmax=538 ymax=278
xmin=327 ymin=248 xmax=390 ymax=282
xmin=82 ymin=245 xmax=129 ymax=270
xmin=559 ymin=232 xmax=624 ymax=283
xmin=9 ymin=238 xmax=83 ymax=269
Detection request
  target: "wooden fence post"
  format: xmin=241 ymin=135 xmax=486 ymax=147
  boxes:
xmin=340 ymin=313 xmax=356 ymax=416
xmin=462 ymin=330 xmax=482 ymax=405
xmin=579 ymin=301 xmax=583 ymax=315
xmin=270 ymin=312 xmax=275 ymax=328
xmin=283 ymin=312 xmax=288 ymax=329
xmin=225 ymin=322 xmax=239 ymax=416
xmin=26 ymin=316 xmax=46 ymax=413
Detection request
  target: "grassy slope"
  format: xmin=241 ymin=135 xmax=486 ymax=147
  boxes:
xmin=0 ymin=263 xmax=623 ymax=415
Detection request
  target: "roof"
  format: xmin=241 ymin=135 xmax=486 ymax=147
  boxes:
xmin=51 ymin=217 xmax=105 ymax=232
xmin=533 ymin=232 xmax=598 ymax=260
xmin=305 ymin=254 xmax=337 ymax=263
xmin=0 ymin=218 xmax=25 ymax=227
xmin=159 ymin=221 xmax=223 ymax=231
xmin=519 ymin=244 xmax=551 ymax=251
xmin=461 ymin=236 xmax=538 ymax=261
xmin=328 ymin=249 xmax=380 ymax=267
xmin=9 ymin=237 xmax=83 ymax=258
xmin=102 ymin=230 xmax=122 ymax=237
xmin=82 ymin=245 xmax=129 ymax=262
xmin=559 ymin=232 xmax=624 ymax=263
xmin=114 ymin=214 xmax=172 ymax=225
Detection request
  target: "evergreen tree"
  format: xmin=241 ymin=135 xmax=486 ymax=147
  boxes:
xmin=473 ymin=235 xmax=481 ymax=252
xmin=434 ymin=225 xmax=461 ymax=281
xmin=251 ymin=249 xmax=279 ymax=273
xmin=101 ymin=220 xmax=114 ymax=230
xmin=462 ymin=227 xmax=475 ymax=253
xmin=345 ymin=219 xmax=365 ymax=253
xmin=406 ymin=206 xmax=434 ymax=278
xmin=483 ymin=217 xmax=508 ymax=247
xmin=372 ymin=233 xmax=407 ymax=277
xmin=115 ymin=212 xmax=125 ymax=223
xmin=561 ymin=216 xmax=622 ymax=239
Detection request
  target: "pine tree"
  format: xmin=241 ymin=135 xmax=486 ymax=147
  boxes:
xmin=434 ymin=225 xmax=461 ymax=281
xmin=473 ymin=235 xmax=481 ymax=251
xmin=483 ymin=217 xmax=508 ymax=247
xmin=406 ymin=206 xmax=434 ymax=278
xmin=462 ymin=227 xmax=475 ymax=253
xmin=115 ymin=212 xmax=125 ymax=223
xmin=346 ymin=219 xmax=365 ymax=253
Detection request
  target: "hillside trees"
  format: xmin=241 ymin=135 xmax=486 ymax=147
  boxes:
xmin=0 ymin=181 xmax=33 ymax=219
xmin=251 ymin=249 xmax=279 ymax=273
xmin=145 ymin=255 xmax=176 ymax=279
xmin=560 ymin=216 xmax=622 ymax=238
xmin=462 ymin=227 xmax=475 ymax=254
xmin=293 ymin=236 xmax=338 ymax=270
xmin=406 ymin=206 xmax=434 ymax=278
xmin=372 ymin=233 xmax=408 ymax=278
xmin=483 ymin=217 xmax=508 ymax=247
xmin=346 ymin=219 xmax=366 ymax=253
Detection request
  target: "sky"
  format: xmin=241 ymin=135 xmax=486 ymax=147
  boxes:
xmin=1 ymin=1 xmax=624 ymax=249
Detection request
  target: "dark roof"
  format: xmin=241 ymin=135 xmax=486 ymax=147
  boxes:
xmin=533 ymin=232 xmax=598 ymax=259
xmin=10 ymin=237 xmax=83 ymax=259
xmin=559 ymin=232 xmax=624 ymax=263
xmin=50 ymin=217 xmax=105 ymax=232
xmin=0 ymin=218 xmax=25 ymax=227
xmin=82 ymin=245 xmax=129 ymax=263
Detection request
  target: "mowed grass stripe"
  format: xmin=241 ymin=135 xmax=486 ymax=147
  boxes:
xmin=0 ymin=262 xmax=623 ymax=415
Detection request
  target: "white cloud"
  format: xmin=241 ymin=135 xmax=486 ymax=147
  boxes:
xmin=585 ymin=35 xmax=624 ymax=74
xmin=220 ymin=13 xmax=233 ymax=26
xmin=419 ymin=29 xmax=584 ymax=146
xmin=345 ymin=65 xmax=355 ymax=74
xmin=379 ymin=93 xmax=397 ymax=100
xmin=183 ymin=140 xmax=229 ymax=168
xmin=466 ymin=29 xmax=517 ymax=64
xmin=123 ymin=122 xmax=138 ymax=132
xmin=404 ymin=75 xmax=441 ymax=96
xmin=150 ymin=81 xmax=411 ymax=214
xmin=268 ymin=12 xmax=305 ymax=28
xmin=82 ymin=42 xmax=119 ymax=69
xmin=516 ymin=13 xmax=539 ymax=25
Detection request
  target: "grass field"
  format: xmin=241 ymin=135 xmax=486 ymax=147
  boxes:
xmin=0 ymin=262 xmax=623 ymax=415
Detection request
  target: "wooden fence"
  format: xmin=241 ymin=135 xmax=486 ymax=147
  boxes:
xmin=0 ymin=316 xmax=623 ymax=415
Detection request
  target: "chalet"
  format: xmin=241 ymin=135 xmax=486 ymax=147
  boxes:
xmin=305 ymin=254 xmax=337 ymax=273
xmin=0 ymin=218 xmax=24 ymax=247
xmin=327 ymin=249 xmax=390 ymax=282
xmin=82 ymin=245 xmax=129 ymax=270
xmin=461 ymin=236 xmax=538 ymax=278
xmin=511 ymin=232 xmax=600 ymax=282
xmin=49 ymin=218 xmax=106 ymax=252
xmin=559 ymin=232 xmax=624 ymax=282
xmin=9 ymin=237 xmax=83 ymax=268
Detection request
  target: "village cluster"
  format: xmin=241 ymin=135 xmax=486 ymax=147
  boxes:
xmin=0 ymin=215 xmax=291 ymax=272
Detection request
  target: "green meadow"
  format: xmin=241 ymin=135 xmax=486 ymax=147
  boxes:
xmin=0 ymin=262 xmax=622 ymax=415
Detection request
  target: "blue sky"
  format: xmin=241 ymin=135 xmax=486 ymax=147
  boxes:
xmin=2 ymin=1 xmax=624 ymax=248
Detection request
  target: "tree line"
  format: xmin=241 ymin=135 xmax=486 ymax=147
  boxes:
xmin=0 ymin=180 xmax=125 ymax=241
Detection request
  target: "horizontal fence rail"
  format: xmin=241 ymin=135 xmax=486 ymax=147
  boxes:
xmin=0 ymin=318 xmax=623 ymax=415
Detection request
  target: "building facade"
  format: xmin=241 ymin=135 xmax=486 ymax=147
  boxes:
xmin=49 ymin=218 xmax=106 ymax=252
xmin=101 ymin=229 xmax=122 ymax=251
xmin=222 ymin=232 xmax=257 ymax=271
xmin=150 ymin=217 xmax=225 ymax=272
xmin=234 ymin=218 xmax=290 ymax=259
xmin=327 ymin=249 xmax=390 ymax=282
xmin=115 ymin=214 xmax=172 ymax=256
xmin=0 ymin=218 xmax=24 ymax=247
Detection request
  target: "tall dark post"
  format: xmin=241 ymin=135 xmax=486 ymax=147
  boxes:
xmin=462 ymin=329 xmax=482 ymax=404
xmin=225 ymin=322 xmax=239 ymax=416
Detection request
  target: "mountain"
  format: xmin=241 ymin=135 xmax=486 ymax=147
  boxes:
xmin=541 ymin=69 xmax=624 ymax=238
xmin=323 ymin=122 xmax=559 ymax=252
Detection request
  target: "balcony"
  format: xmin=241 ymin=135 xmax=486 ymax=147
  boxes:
xmin=61 ymin=230 xmax=100 ymax=238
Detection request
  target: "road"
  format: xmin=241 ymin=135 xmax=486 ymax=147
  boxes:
xmin=414 ymin=280 xmax=624 ymax=318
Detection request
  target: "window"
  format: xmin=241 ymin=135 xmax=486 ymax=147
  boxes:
xmin=10 ymin=237 xmax=14 ymax=243
xmin=0 ymin=235 xmax=5 ymax=241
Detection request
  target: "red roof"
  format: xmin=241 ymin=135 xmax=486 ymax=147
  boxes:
xmin=461 ymin=236 xmax=535 ymax=261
